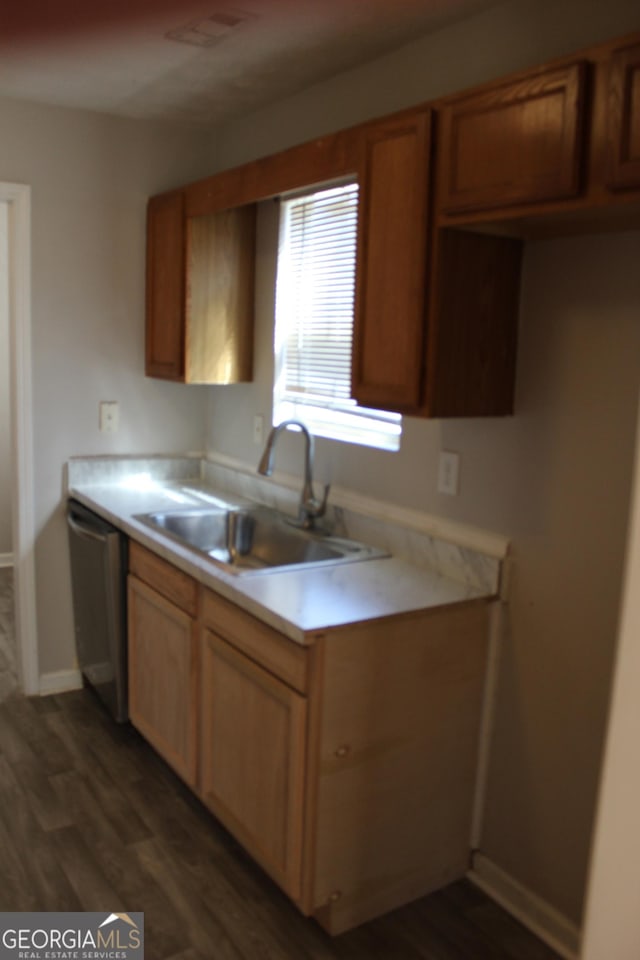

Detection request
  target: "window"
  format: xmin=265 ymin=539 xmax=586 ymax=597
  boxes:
xmin=273 ymin=182 xmax=401 ymax=452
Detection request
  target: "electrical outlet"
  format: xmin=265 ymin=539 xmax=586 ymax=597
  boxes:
xmin=253 ymin=414 xmax=264 ymax=445
xmin=438 ymin=450 xmax=460 ymax=496
xmin=99 ymin=401 xmax=119 ymax=433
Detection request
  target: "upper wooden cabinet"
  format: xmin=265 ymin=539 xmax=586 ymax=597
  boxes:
xmin=145 ymin=29 xmax=640 ymax=413
xmin=350 ymin=106 xmax=522 ymax=418
xmin=438 ymin=62 xmax=587 ymax=215
xmin=606 ymin=41 xmax=640 ymax=191
xmin=185 ymin=207 xmax=255 ymax=383
xmin=146 ymin=192 xmax=256 ymax=383
xmin=352 ymin=109 xmax=431 ymax=411
xmin=146 ymin=189 xmax=185 ymax=380
xmin=426 ymin=229 xmax=522 ymax=418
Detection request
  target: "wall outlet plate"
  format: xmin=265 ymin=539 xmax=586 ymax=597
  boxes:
xmin=253 ymin=414 xmax=264 ymax=445
xmin=99 ymin=401 xmax=119 ymax=433
xmin=438 ymin=450 xmax=460 ymax=496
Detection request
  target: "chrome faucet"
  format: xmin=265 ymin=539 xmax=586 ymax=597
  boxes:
xmin=257 ymin=420 xmax=330 ymax=530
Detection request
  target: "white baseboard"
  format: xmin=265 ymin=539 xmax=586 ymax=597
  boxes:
xmin=39 ymin=669 xmax=83 ymax=696
xmin=469 ymin=853 xmax=581 ymax=960
xmin=0 ymin=552 xmax=14 ymax=568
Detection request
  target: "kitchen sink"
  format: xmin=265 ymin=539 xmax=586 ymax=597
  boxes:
xmin=134 ymin=505 xmax=387 ymax=575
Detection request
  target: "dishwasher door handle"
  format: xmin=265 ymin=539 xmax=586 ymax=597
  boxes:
xmin=67 ymin=510 xmax=109 ymax=544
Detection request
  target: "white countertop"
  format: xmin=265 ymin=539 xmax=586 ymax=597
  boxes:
xmin=68 ymin=478 xmax=494 ymax=644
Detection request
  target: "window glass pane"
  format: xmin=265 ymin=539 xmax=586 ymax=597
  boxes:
xmin=274 ymin=183 xmax=401 ymax=452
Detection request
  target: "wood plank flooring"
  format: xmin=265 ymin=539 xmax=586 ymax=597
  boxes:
xmin=0 ymin=688 xmax=562 ymax=960
xmin=0 ymin=566 xmax=18 ymax=702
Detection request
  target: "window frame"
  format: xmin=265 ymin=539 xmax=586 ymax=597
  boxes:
xmin=272 ymin=181 xmax=402 ymax=452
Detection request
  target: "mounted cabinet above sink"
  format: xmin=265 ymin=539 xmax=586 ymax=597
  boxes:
xmin=146 ymin=190 xmax=255 ymax=384
xmin=145 ymin=28 xmax=640 ymax=415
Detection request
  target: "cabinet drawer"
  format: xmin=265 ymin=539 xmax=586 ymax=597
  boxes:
xmin=438 ymin=62 xmax=587 ymax=214
xmin=129 ymin=541 xmax=198 ymax=616
xmin=201 ymin=588 xmax=308 ymax=694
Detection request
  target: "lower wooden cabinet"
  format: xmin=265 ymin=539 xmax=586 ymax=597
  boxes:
xmin=127 ymin=574 xmax=198 ymax=786
xmin=310 ymin=603 xmax=489 ymax=933
xmin=199 ymin=629 xmax=307 ymax=900
xmin=127 ymin=542 xmax=491 ymax=933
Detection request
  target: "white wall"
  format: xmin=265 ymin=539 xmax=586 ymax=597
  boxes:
xmin=581 ymin=393 xmax=640 ymax=959
xmin=0 ymin=201 xmax=10 ymax=556
xmin=0 ymin=96 xmax=212 ymax=676
xmin=212 ymin=0 xmax=640 ymax=169
xmin=203 ymin=0 xmax=640 ymax=930
xmin=207 ymin=209 xmax=640 ymax=928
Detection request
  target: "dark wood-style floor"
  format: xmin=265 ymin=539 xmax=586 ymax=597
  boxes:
xmin=0 ymin=688 xmax=561 ymax=960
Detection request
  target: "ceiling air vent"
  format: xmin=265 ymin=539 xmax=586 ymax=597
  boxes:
xmin=166 ymin=9 xmax=256 ymax=48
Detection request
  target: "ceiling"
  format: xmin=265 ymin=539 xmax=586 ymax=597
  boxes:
xmin=0 ymin=0 xmax=502 ymax=126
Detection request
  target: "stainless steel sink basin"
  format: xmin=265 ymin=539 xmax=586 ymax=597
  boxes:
xmin=134 ymin=505 xmax=386 ymax=575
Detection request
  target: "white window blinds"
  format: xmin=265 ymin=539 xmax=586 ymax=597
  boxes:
xmin=274 ymin=183 xmax=401 ymax=451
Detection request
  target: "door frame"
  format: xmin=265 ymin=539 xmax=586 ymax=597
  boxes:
xmin=1 ymin=182 xmax=38 ymax=695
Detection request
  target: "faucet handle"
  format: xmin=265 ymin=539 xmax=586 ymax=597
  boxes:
xmin=314 ymin=483 xmax=330 ymax=518
xmin=300 ymin=482 xmax=330 ymax=528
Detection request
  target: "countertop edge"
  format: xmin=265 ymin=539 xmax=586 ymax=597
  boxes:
xmin=68 ymin=484 xmax=498 ymax=645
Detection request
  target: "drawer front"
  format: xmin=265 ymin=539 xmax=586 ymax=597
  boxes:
xmin=129 ymin=540 xmax=198 ymax=616
xmin=202 ymin=588 xmax=308 ymax=694
xmin=438 ymin=62 xmax=587 ymax=214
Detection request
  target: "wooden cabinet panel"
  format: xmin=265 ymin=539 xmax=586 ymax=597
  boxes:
xmin=145 ymin=191 xmax=256 ymax=384
xmin=312 ymin=603 xmax=490 ymax=934
xmin=438 ymin=63 xmax=586 ymax=214
xmin=128 ymin=575 xmax=197 ymax=785
xmin=201 ymin=588 xmax=308 ymax=694
xmin=129 ymin=541 xmax=198 ymax=616
xmin=606 ymin=42 xmax=640 ymax=190
xmin=185 ymin=207 xmax=255 ymax=383
xmin=145 ymin=190 xmax=186 ymax=380
xmin=427 ymin=229 xmax=523 ymax=417
xmin=200 ymin=630 xmax=307 ymax=901
xmin=185 ymin=125 xmax=361 ymax=216
xmin=352 ymin=109 xmax=431 ymax=410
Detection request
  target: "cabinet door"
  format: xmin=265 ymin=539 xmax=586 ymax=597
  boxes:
xmin=185 ymin=206 xmax=255 ymax=384
xmin=128 ymin=575 xmax=197 ymax=785
xmin=606 ymin=42 xmax=640 ymax=191
xmin=438 ymin=62 xmax=586 ymax=214
xmin=200 ymin=630 xmax=307 ymax=901
xmin=427 ymin=229 xmax=522 ymax=417
xmin=145 ymin=190 xmax=186 ymax=380
xmin=352 ymin=109 xmax=431 ymax=411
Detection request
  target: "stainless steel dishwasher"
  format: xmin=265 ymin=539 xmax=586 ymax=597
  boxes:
xmin=67 ymin=499 xmax=128 ymax=722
